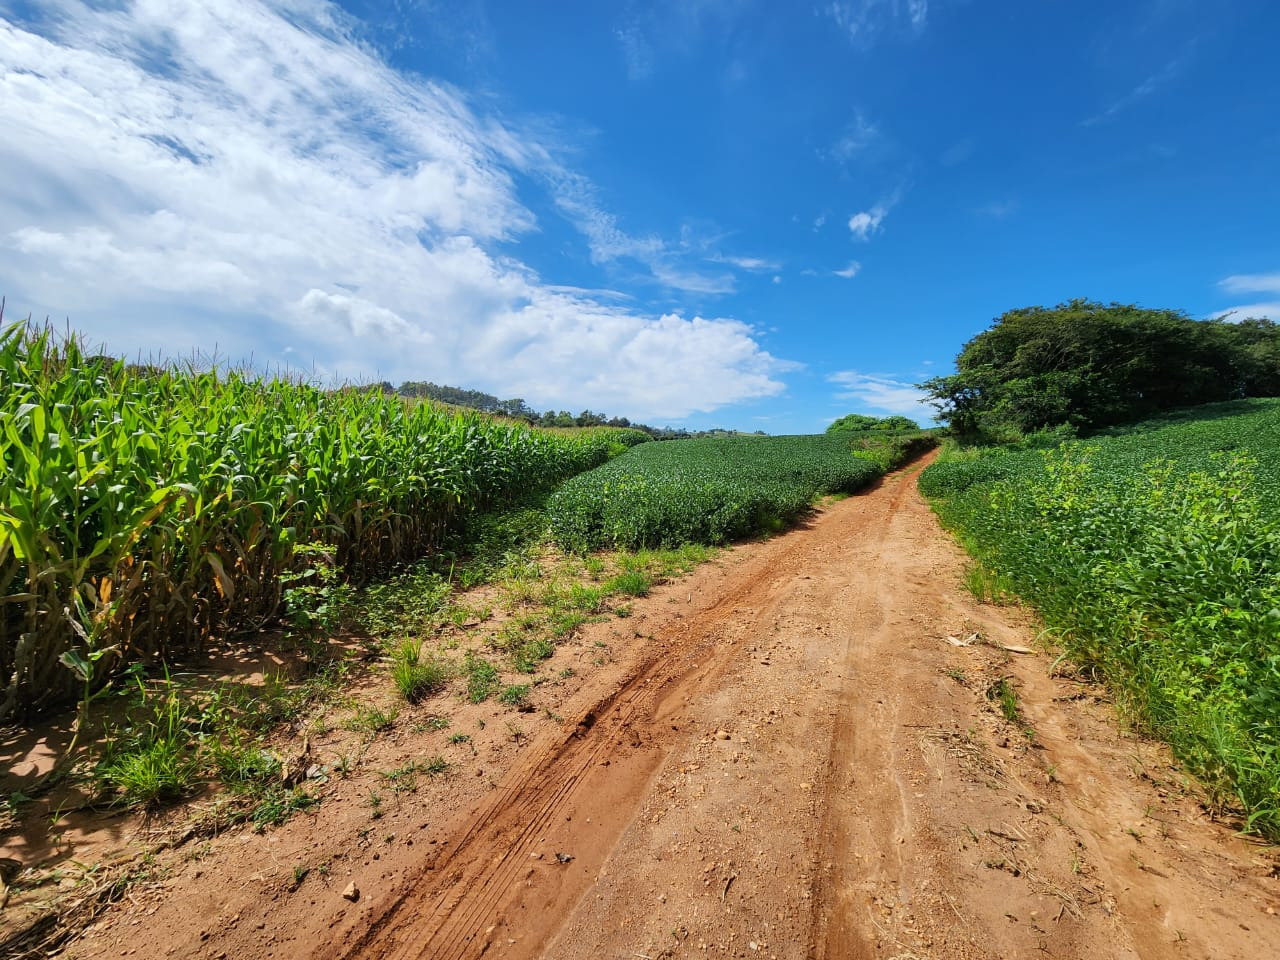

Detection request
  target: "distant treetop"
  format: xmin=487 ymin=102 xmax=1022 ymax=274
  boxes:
xmin=826 ymin=413 xmax=920 ymax=434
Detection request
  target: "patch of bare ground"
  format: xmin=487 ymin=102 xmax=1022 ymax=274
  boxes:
xmin=9 ymin=453 xmax=1279 ymax=959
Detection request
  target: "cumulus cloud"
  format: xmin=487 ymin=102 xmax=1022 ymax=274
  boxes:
xmin=0 ymin=0 xmax=788 ymax=419
xmin=828 ymin=370 xmax=930 ymax=417
xmin=833 ymin=260 xmax=862 ymax=279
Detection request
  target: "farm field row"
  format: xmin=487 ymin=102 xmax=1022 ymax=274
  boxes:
xmin=919 ymin=398 xmax=1280 ymax=839
xmin=548 ymin=431 xmax=936 ymax=551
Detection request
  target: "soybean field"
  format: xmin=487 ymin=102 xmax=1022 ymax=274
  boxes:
xmin=919 ymin=398 xmax=1280 ymax=838
xmin=547 ymin=433 xmax=916 ymax=552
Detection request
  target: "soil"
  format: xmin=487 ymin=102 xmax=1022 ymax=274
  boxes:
xmin=6 ymin=453 xmax=1279 ymax=959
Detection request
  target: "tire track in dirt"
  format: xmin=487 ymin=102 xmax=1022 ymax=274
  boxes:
xmin=338 ymin=480 xmax=863 ymax=960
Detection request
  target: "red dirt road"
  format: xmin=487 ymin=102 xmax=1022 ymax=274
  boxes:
xmin=64 ymin=456 xmax=1279 ymax=959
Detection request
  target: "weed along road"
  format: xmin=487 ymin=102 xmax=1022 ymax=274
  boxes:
xmin=317 ymin=455 xmax=1278 ymax=960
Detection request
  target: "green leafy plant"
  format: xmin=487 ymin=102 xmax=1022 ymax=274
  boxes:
xmin=390 ymin=639 xmax=452 ymax=704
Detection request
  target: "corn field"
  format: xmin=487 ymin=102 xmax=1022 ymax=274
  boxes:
xmin=0 ymin=322 xmax=647 ymax=724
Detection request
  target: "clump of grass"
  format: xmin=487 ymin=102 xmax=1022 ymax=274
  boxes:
xmin=465 ymin=654 xmax=500 ymax=703
xmin=210 ymin=736 xmax=281 ymax=790
xmin=986 ymin=677 xmax=1021 ymax=724
xmin=252 ymin=787 xmax=319 ymax=831
xmin=512 ymin=637 xmax=555 ymax=673
xmin=391 ymin=639 xmax=452 ymax=704
xmin=963 ymin=561 xmax=1012 ymax=604
xmin=499 ymin=684 xmax=531 ymax=708
xmin=567 ymin=583 xmax=605 ymax=612
xmin=97 ymin=677 xmax=199 ymax=807
xmin=344 ymin=703 xmax=399 ymax=736
xmin=607 ymin=571 xmax=651 ymax=598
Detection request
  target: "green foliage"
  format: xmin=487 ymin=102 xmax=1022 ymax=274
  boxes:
xmin=251 ymin=787 xmax=319 ymax=830
xmin=209 ymin=736 xmax=281 ymax=789
xmin=390 ymin=639 xmax=452 ymax=704
xmin=548 ymin=435 xmax=883 ymax=551
xmin=464 ymin=653 xmax=500 ymax=703
xmin=921 ymin=398 xmax=1280 ymax=837
xmin=0 ymin=322 xmax=643 ymax=723
xmin=920 ymin=300 xmax=1280 ymax=437
xmin=97 ymin=677 xmax=199 ymax=807
xmin=826 ymin=413 xmax=920 ymax=433
xmin=845 ymin=432 xmax=939 ymax=471
xmin=986 ymin=678 xmax=1021 ymax=724
xmin=344 ymin=703 xmax=398 ymax=736
xmin=606 ymin=571 xmax=652 ymax=597
xmin=498 ymin=683 xmax=531 ymax=708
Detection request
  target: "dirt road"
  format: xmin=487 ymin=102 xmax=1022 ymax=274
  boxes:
xmin=66 ymin=457 xmax=1279 ymax=959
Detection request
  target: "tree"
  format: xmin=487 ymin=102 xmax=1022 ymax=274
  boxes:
xmin=921 ymin=300 xmax=1280 ymax=437
xmin=826 ymin=413 xmax=920 ymax=434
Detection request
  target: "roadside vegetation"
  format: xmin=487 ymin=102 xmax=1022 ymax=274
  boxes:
xmin=922 ymin=314 xmax=1280 ymax=840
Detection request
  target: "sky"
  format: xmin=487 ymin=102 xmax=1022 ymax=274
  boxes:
xmin=1 ymin=0 xmax=1278 ymax=433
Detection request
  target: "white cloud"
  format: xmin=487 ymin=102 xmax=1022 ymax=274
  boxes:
xmin=833 ymin=260 xmax=862 ymax=279
xmin=1082 ymin=54 xmax=1190 ymax=127
xmin=1212 ymin=273 xmax=1280 ymax=323
xmin=828 ymin=112 xmax=880 ymax=162
xmin=616 ymin=20 xmax=654 ymax=81
xmin=827 ymin=370 xmax=930 ymax=417
xmin=0 ymin=1 xmax=788 ymax=419
xmin=1212 ymin=303 xmax=1280 ymax=323
xmin=1220 ymin=273 xmax=1280 ymax=296
xmin=974 ymin=199 xmax=1017 ymax=219
xmin=540 ymin=166 xmax=738 ymax=295
xmin=848 ymin=206 xmax=888 ymax=240
xmin=709 ymin=253 xmax=780 ymax=272
xmin=771 ymin=275 xmax=782 ymax=285
xmin=823 ymin=1 xmax=929 ymax=45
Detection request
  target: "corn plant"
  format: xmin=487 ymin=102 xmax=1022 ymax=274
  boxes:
xmin=0 ymin=321 xmax=648 ymax=723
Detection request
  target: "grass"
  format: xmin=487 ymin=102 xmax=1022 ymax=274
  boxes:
xmin=251 ymin=787 xmax=319 ymax=831
xmin=498 ymin=684 xmax=532 ymax=708
xmin=465 ymin=654 xmax=501 ymax=703
xmin=96 ymin=678 xmax=199 ymax=807
xmin=606 ymin=570 xmax=652 ymax=597
xmin=390 ymin=639 xmax=453 ymax=704
xmin=344 ymin=703 xmax=399 ymax=736
xmin=986 ymin=677 xmax=1021 ymax=724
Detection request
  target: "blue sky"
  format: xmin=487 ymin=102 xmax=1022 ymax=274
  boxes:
xmin=1 ymin=0 xmax=1277 ymax=432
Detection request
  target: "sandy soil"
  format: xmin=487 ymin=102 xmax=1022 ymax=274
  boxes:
xmin=17 ymin=454 xmax=1279 ymax=959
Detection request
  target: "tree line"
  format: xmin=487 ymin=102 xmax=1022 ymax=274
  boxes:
xmin=921 ymin=300 xmax=1280 ymax=439
xmin=391 ymin=381 xmax=756 ymax=439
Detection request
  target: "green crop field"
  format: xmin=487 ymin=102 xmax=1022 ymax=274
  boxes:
xmin=919 ymin=398 xmax=1280 ymax=838
xmin=547 ymin=432 xmax=928 ymax=552
xmin=0 ymin=323 xmax=647 ymax=722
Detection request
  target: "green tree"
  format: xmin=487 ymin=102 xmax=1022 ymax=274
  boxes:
xmin=921 ymin=300 xmax=1280 ymax=437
